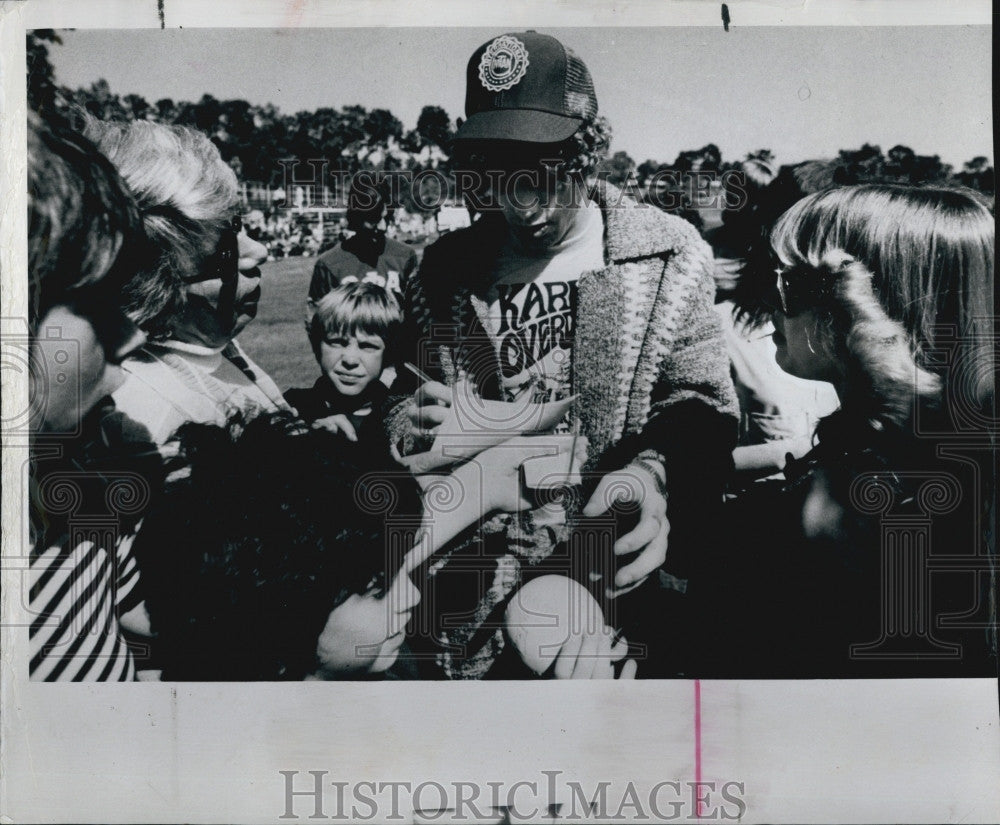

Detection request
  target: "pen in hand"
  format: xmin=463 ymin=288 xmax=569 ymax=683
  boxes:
xmin=404 ymin=362 xmax=451 ymax=415
xmin=403 ymin=361 xmax=434 ymax=385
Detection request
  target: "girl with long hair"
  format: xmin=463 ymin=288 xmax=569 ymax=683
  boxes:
xmin=691 ymin=184 xmax=996 ymax=678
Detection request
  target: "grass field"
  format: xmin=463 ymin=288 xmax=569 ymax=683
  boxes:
xmin=238 ymin=257 xmax=319 ymax=391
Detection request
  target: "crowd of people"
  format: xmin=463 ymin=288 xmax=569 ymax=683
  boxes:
xmin=26 ymin=31 xmax=996 ymax=682
xmin=238 ymin=202 xmax=441 ymax=262
xmin=243 ymin=208 xmax=331 ymax=260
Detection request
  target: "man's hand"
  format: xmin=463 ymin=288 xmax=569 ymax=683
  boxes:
xmin=408 ymin=380 xmax=451 ymax=438
xmin=581 ymin=461 xmax=669 ymax=599
xmin=551 ymin=624 xmax=636 ymax=680
xmin=312 ymin=413 xmax=358 ymax=442
xmin=713 ymin=256 xmax=745 ymax=297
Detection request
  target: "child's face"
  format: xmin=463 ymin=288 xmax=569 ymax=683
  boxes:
xmin=320 ymin=330 xmax=386 ymax=396
xmin=310 ymin=553 xmax=422 ymax=678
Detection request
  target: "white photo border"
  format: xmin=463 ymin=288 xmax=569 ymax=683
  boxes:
xmin=2 ymin=2 xmax=997 ymax=823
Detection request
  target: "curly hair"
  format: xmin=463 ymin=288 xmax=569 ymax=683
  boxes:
xmin=560 ymin=115 xmax=613 ymax=178
xmin=452 ymin=114 xmax=613 ymax=199
xmin=771 ymin=184 xmax=994 ymax=432
xmin=133 ymin=413 xmax=423 ymax=680
xmin=83 ymin=118 xmax=240 ymax=339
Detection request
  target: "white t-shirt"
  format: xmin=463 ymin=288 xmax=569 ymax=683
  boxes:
xmin=486 ymin=200 xmax=605 ymax=414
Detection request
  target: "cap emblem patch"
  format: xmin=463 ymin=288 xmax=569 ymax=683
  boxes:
xmin=478 ymin=36 xmax=530 ymax=92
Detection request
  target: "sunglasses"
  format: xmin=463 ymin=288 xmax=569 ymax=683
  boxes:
xmin=774 ymin=264 xmax=834 ymax=317
xmin=183 ymin=214 xmax=244 ymax=285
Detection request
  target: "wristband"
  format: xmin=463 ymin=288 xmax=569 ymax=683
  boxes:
xmin=631 ymin=450 xmax=667 ymax=497
xmin=635 ymin=448 xmax=667 ymax=466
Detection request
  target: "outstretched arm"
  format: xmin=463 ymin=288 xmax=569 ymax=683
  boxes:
xmin=407 ymin=434 xmax=588 ymax=566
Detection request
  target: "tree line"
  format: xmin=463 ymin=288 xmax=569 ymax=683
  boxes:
xmin=28 ymin=30 xmax=455 ymax=191
xmin=600 ymin=144 xmax=993 ymax=194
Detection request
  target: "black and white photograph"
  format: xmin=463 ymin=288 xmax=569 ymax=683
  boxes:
xmin=1 ymin=1 xmax=997 ymax=822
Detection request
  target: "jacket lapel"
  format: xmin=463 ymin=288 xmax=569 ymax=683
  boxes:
xmin=575 ymin=259 xmax=662 ymax=459
xmin=575 ymin=266 xmax=625 ymax=460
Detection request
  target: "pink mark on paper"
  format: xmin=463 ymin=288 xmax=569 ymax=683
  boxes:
xmin=694 ymin=679 xmax=704 ymax=818
xmin=283 ymin=0 xmax=307 ymax=27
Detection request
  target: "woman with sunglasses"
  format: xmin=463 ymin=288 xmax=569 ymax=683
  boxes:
xmin=82 ymin=118 xmax=287 ymax=446
xmin=687 ymin=184 xmax=996 ymax=678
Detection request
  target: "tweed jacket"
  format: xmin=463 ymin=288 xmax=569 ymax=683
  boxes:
xmin=388 ymin=183 xmax=739 ymax=678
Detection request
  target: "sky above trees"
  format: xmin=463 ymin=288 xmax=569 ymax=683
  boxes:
xmin=45 ymin=26 xmax=992 ymax=170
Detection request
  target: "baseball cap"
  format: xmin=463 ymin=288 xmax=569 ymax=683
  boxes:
xmin=456 ymin=31 xmax=598 ymax=144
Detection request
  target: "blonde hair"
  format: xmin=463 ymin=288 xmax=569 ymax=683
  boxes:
xmin=84 ymin=119 xmax=239 ymax=338
xmin=771 ymin=185 xmax=994 ymax=430
xmin=308 ymin=281 xmax=402 ymax=361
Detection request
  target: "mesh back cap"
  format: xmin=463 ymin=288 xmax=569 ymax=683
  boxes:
xmin=456 ymin=31 xmax=598 ymax=144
